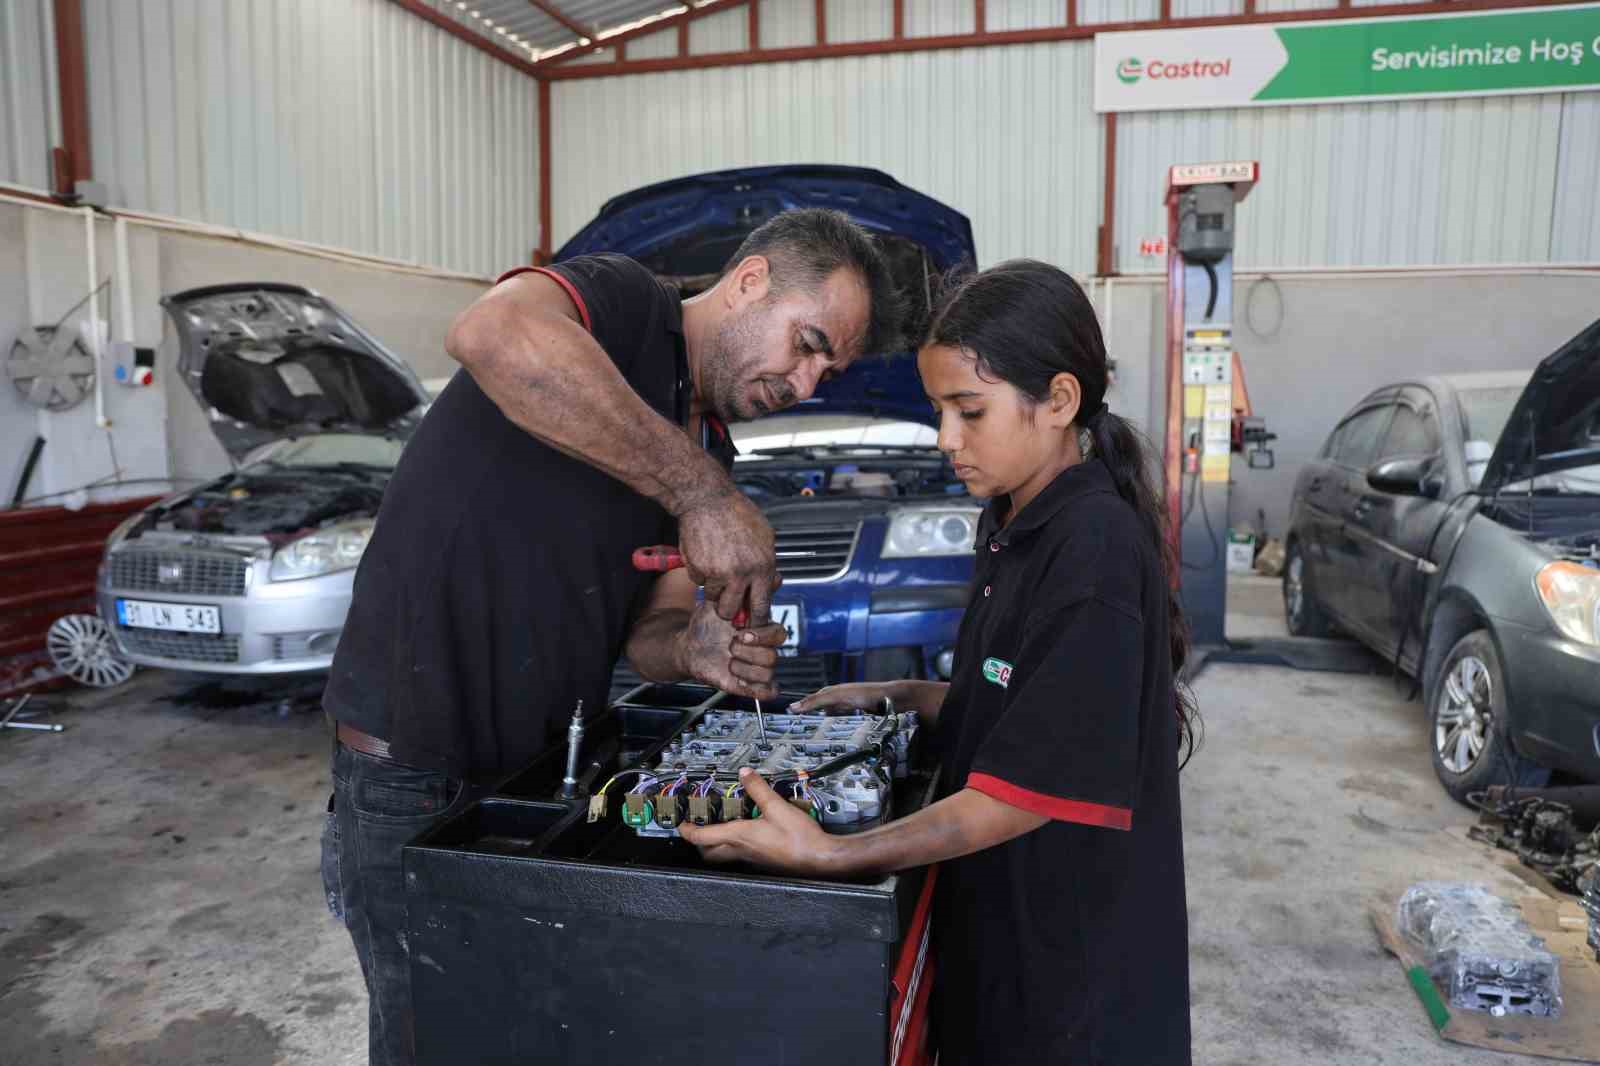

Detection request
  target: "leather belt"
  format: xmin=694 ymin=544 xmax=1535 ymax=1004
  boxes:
xmin=336 ymin=721 xmax=393 ymax=761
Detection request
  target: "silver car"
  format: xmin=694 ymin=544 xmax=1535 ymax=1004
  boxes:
xmin=97 ymin=283 xmax=428 ymax=675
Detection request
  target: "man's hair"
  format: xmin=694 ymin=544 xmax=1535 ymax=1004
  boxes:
xmin=726 ymin=208 xmax=903 ymax=358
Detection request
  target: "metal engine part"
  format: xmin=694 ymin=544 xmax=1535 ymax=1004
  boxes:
xmin=614 ymin=707 xmax=917 ymax=838
xmin=1398 ymin=881 xmax=1562 ymax=1018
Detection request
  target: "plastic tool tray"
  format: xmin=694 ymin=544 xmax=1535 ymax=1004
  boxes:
xmin=404 ymin=683 xmax=939 ymax=1066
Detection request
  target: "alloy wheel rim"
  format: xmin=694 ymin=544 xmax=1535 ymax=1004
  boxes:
xmin=47 ymin=614 xmax=134 ymax=689
xmin=1435 ymin=654 xmax=1491 ymax=774
xmin=1285 ymin=555 xmax=1304 ymax=624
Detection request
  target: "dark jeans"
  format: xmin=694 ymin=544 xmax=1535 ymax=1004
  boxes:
xmin=321 ymin=741 xmax=476 ymax=1066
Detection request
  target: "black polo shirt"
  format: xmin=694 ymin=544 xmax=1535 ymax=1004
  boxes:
xmin=324 ymin=254 xmax=734 ymax=780
xmin=931 ymin=459 xmax=1190 ymax=1065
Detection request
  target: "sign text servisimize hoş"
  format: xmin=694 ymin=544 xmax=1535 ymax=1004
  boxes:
xmin=1094 ymin=3 xmax=1600 ymax=112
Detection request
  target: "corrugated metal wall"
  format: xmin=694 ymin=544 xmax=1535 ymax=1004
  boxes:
xmin=551 ymin=39 xmax=1103 ymax=270
xmin=0 ymin=0 xmax=60 ymax=191
xmin=552 ymin=0 xmax=1600 ymax=272
xmin=1115 ymin=93 xmax=1570 ymax=271
xmin=74 ymin=0 xmax=540 ymax=277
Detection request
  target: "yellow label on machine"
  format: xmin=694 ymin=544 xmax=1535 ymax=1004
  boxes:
xmin=1184 ymin=385 xmax=1205 ymax=418
xmin=1202 ymin=453 xmax=1230 ymax=483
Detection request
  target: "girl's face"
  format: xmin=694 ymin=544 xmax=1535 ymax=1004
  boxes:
xmin=918 ymin=343 xmax=1082 ymax=506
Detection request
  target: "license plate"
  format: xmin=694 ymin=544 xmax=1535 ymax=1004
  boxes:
xmin=116 ymin=599 xmax=221 ymax=634
xmin=772 ymin=603 xmax=802 ymax=652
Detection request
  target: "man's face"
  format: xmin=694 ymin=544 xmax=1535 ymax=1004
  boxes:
xmin=703 ymin=265 xmax=872 ymax=423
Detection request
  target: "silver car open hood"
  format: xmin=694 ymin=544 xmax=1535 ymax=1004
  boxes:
xmin=161 ymin=283 xmax=430 ymax=461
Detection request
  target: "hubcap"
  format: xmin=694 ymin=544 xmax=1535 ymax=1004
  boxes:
xmin=47 ymin=614 xmax=134 ymax=689
xmin=1285 ymin=555 xmax=1305 ymax=624
xmin=1436 ymin=654 xmax=1492 ymax=774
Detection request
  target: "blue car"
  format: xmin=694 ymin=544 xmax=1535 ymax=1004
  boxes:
xmin=560 ymin=166 xmax=979 ymax=693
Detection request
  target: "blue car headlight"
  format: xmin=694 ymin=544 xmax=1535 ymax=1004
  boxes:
xmin=882 ymin=507 xmax=981 ymax=559
xmin=270 ymin=519 xmax=375 ymax=582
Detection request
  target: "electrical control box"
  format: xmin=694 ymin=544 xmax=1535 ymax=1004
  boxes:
xmin=404 ymin=683 xmax=938 ymax=1066
xmin=1176 ymin=183 xmax=1236 ymax=262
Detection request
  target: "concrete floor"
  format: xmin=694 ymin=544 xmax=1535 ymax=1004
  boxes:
xmin=0 ymin=578 xmax=1556 ymax=1065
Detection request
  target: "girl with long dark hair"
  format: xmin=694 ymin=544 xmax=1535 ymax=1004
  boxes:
xmin=681 ymin=259 xmax=1196 ymax=1064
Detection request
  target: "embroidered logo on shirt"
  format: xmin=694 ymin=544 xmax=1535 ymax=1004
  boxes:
xmin=981 ymin=657 xmax=1013 ymax=688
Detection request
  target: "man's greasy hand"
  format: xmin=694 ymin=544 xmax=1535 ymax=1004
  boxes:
xmin=674 ymin=600 xmax=786 ymax=700
xmin=677 ymin=488 xmax=778 ymax=625
xmin=679 ymin=768 xmax=836 ymax=877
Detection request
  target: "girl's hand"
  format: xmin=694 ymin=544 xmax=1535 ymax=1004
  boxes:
xmin=790 ymin=682 xmax=897 ymax=714
xmin=678 ymin=768 xmax=837 ymax=877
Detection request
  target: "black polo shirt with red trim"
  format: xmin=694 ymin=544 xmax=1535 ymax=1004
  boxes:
xmin=324 ymin=254 xmax=733 ymax=779
xmin=931 ymin=459 xmax=1190 ymax=1065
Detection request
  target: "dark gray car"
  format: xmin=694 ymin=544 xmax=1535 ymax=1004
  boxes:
xmin=1284 ymin=319 xmax=1600 ymax=801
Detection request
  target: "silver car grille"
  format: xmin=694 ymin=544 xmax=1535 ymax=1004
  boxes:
xmin=116 ymin=630 xmax=241 ymax=663
xmin=106 ymin=549 xmax=248 ymax=597
xmin=774 ymin=524 xmax=859 ymax=582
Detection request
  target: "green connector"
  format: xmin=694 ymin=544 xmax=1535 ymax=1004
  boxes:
xmin=622 ymin=793 xmax=655 ymax=828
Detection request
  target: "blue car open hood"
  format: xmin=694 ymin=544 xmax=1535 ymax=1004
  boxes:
xmin=555 ymin=166 xmax=976 ymax=428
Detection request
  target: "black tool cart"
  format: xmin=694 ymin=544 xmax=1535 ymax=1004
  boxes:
xmin=404 ymin=683 xmax=938 ymax=1066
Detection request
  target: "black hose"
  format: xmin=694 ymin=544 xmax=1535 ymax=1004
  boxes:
xmin=11 ymin=436 xmax=44 ymax=507
xmin=1201 ymin=260 xmax=1219 ymax=320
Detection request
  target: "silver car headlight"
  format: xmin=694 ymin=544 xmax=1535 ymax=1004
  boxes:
xmin=1534 ymin=561 xmax=1600 ymax=645
xmin=882 ymin=507 xmax=981 ymax=559
xmin=270 ymin=519 xmax=375 ymax=582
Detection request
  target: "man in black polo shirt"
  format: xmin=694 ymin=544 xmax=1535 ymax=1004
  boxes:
xmin=319 ymin=209 xmax=898 ymax=1066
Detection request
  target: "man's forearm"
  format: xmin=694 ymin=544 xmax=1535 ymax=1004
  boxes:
xmin=448 ymin=299 xmax=735 ymax=517
xmin=623 ymin=609 xmax=691 ymax=683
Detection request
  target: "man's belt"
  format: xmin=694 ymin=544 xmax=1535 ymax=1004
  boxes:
xmin=336 ymin=721 xmax=393 ymax=761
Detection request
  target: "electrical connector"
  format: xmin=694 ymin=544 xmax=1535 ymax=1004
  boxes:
xmin=587 ymin=793 xmax=608 ymax=823
xmin=722 ymin=795 xmax=744 ymax=821
xmin=622 ymin=793 xmax=654 ymax=828
xmin=655 ymin=792 xmax=684 ymax=828
xmin=687 ymin=793 xmax=720 ymax=826
xmin=789 ymin=797 xmax=818 ymax=820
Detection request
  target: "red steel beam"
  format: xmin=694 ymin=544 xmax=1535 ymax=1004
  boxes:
xmin=542 ymin=0 xmax=1589 ymax=79
xmin=816 ymin=0 xmax=827 ymax=44
xmin=1067 ymin=0 xmax=1077 ymax=26
xmin=1098 ymin=113 xmax=1117 ymax=277
xmin=538 ymin=78 xmax=552 ymax=262
xmin=51 ymin=0 xmax=90 ymax=194
xmin=749 ymin=0 xmax=760 ymax=49
xmin=385 ymin=0 xmax=542 ymax=78
xmin=679 ymin=18 xmax=689 ymax=55
xmin=537 ymin=0 xmax=751 ymax=68
xmin=975 ymin=0 xmax=986 ymax=34
xmin=526 ymin=0 xmax=595 ymax=41
xmin=893 ymin=0 xmax=905 ymax=38
xmin=1243 ymin=0 xmax=1255 ymax=12
xmin=1160 ymin=0 xmax=1172 ymax=20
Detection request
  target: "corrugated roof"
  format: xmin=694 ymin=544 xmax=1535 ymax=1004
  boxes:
xmin=418 ymin=0 xmax=697 ymax=59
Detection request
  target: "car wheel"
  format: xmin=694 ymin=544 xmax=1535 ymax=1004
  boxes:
xmin=1428 ymin=629 xmax=1548 ymax=804
xmin=1283 ymin=541 xmax=1330 ymax=637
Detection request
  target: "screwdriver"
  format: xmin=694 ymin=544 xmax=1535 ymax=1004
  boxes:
xmin=632 ymin=544 xmax=767 ymax=743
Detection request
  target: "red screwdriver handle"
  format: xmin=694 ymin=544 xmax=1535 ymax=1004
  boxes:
xmin=632 ymin=545 xmax=684 ymax=572
xmin=632 ymin=544 xmax=749 ymax=627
